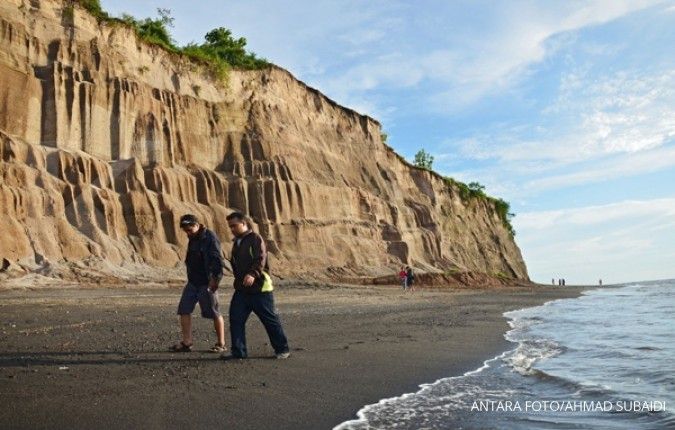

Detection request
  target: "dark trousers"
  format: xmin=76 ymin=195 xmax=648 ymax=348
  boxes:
xmin=229 ymin=290 xmax=289 ymax=357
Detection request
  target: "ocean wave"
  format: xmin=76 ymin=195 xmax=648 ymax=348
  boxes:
xmin=335 ymin=282 xmax=675 ymax=429
xmin=504 ymin=340 xmax=564 ymax=375
xmin=333 ymin=352 xmax=511 ymax=430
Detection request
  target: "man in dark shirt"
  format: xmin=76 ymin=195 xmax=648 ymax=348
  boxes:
xmin=171 ymin=214 xmax=226 ymax=352
xmin=224 ymin=212 xmax=290 ymax=359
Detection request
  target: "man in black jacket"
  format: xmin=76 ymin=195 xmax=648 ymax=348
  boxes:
xmin=171 ymin=214 xmax=226 ymax=353
xmin=225 ymin=212 xmax=290 ymax=359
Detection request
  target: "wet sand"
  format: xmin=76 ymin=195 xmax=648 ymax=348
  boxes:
xmin=0 ymin=283 xmax=584 ymax=429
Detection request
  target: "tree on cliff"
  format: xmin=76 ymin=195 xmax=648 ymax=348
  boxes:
xmin=135 ymin=9 xmax=175 ymax=51
xmin=413 ymin=149 xmax=434 ymax=170
xmin=467 ymin=181 xmax=486 ymax=197
xmin=185 ymin=28 xmax=268 ymax=70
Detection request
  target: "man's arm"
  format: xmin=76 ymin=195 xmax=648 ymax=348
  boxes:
xmin=205 ymin=232 xmax=224 ymax=286
xmin=247 ymin=234 xmax=267 ymax=278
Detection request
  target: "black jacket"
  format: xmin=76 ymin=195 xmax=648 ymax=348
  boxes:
xmin=230 ymin=230 xmax=269 ymax=293
xmin=185 ymin=226 xmax=224 ymax=286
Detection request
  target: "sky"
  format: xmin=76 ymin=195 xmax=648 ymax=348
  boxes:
xmin=101 ymin=0 xmax=675 ymax=285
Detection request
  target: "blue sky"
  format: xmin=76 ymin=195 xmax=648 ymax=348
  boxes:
xmin=101 ymin=0 xmax=675 ymax=285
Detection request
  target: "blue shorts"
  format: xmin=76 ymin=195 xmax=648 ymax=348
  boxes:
xmin=177 ymin=282 xmax=220 ymax=319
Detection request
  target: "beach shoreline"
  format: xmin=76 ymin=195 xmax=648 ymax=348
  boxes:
xmin=0 ymin=283 xmax=585 ymax=429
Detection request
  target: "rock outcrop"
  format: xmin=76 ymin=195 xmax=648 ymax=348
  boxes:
xmin=0 ymin=0 xmax=528 ymax=280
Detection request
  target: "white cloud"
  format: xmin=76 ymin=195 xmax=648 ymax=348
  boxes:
xmin=550 ymin=70 xmax=675 ymax=155
xmin=337 ymin=25 xmax=391 ymax=47
xmin=437 ymin=66 xmax=675 ymax=195
xmin=423 ymin=0 xmax=665 ymax=112
xmin=515 ymin=198 xmax=675 ymax=283
xmin=448 ymin=69 xmax=675 ymax=164
xmin=516 ymin=198 xmax=675 ymax=231
xmin=524 ymin=145 xmax=675 ymax=192
xmin=218 ymin=0 xmax=664 ymax=116
xmin=318 ymin=53 xmax=426 ymax=94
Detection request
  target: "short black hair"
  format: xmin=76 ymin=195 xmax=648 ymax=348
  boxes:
xmin=226 ymin=212 xmax=253 ymax=230
xmin=179 ymin=214 xmax=199 ymax=227
xmin=226 ymin=212 xmax=246 ymax=222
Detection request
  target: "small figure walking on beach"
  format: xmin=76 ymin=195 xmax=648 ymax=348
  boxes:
xmin=599 ymin=279 xmax=603 ymax=286
xmin=171 ymin=214 xmax=226 ymax=353
xmin=224 ymin=212 xmax=290 ymax=359
xmin=399 ymin=266 xmax=408 ymax=290
xmin=406 ymin=266 xmax=415 ymax=292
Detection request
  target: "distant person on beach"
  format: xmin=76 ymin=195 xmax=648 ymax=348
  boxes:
xmin=552 ymin=278 xmax=555 ymax=285
xmin=562 ymin=279 xmax=566 ymax=286
xmin=399 ymin=266 xmax=408 ymax=290
xmin=599 ymin=279 xmax=603 ymax=286
xmin=171 ymin=214 xmax=226 ymax=353
xmin=224 ymin=212 xmax=290 ymax=359
xmin=406 ymin=266 xmax=415 ymax=292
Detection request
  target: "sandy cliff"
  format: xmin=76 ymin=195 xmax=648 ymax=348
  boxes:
xmin=0 ymin=0 xmax=528 ymax=280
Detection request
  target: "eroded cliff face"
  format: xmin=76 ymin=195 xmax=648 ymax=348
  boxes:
xmin=0 ymin=0 xmax=528 ymax=280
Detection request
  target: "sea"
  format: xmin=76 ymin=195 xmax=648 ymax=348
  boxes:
xmin=335 ymin=280 xmax=675 ymax=429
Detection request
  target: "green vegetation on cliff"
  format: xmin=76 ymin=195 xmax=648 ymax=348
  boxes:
xmin=405 ymin=143 xmax=515 ymax=237
xmin=380 ymin=131 xmax=516 ymax=237
xmin=413 ymin=149 xmax=434 ymax=170
xmin=67 ymin=0 xmax=268 ymax=79
xmin=442 ymin=177 xmax=516 ymax=237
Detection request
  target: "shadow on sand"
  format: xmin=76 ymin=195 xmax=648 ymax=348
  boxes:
xmin=0 ymin=350 xmax=276 ymax=367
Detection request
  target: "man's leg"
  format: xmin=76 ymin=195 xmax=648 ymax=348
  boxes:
xmin=176 ymin=283 xmax=199 ymax=347
xmin=252 ymin=293 xmax=289 ymax=354
xmin=229 ymin=291 xmax=252 ymax=357
xmin=197 ymin=287 xmax=225 ymax=347
xmin=180 ymin=314 xmax=193 ymax=345
xmin=214 ymin=315 xmax=225 ymax=346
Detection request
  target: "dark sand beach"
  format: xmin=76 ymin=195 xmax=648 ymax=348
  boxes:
xmin=0 ymin=283 xmax=584 ymax=429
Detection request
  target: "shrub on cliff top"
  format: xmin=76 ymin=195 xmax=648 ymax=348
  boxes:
xmin=202 ymin=28 xmax=268 ymax=69
xmin=467 ymin=182 xmax=486 ymax=198
xmin=413 ymin=149 xmax=434 ymax=170
xmin=73 ymin=0 xmax=108 ymax=20
xmin=71 ymin=3 xmax=269 ymax=78
xmin=120 ymin=9 xmax=178 ymax=53
xmin=181 ymin=27 xmax=268 ymax=79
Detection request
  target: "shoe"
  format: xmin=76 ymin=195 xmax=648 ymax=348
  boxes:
xmin=220 ymin=353 xmax=245 ymax=361
xmin=209 ymin=343 xmax=227 ymax=353
xmin=275 ymin=351 xmax=290 ymax=359
xmin=170 ymin=341 xmax=193 ymax=352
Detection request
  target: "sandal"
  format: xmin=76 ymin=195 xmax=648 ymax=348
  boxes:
xmin=170 ymin=341 xmax=193 ymax=352
xmin=209 ymin=343 xmax=227 ymax=353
